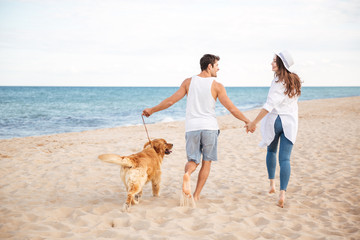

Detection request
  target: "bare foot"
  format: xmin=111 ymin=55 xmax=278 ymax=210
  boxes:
xmin=182 ymin=173 xmax=191 ymax=198
xmin=277 ymin=191 xmax=286 ymax=208
xmin=193 ymin=194 xmax=200 ymax=201
xmin=269 ymin=179 xmax=276 ymax=194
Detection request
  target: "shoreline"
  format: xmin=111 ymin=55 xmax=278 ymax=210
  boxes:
xmin=1 ymin=96 xmax=359 ymax=239
xmin=1 ymin=95 xmax=359 ymax=141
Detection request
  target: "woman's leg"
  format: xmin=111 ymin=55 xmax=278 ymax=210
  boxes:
xmin=278 ymin=134 xmax=293 ymax=191
xmin=277 ymin=133 xmax=293 ymax=207
xmin=266 ymin=116 xmax=282 ymax=193
xmin=266 ymin=138 xmax=278 ymax=180
xmin=266 ymin=139 xmax=278 ymax=193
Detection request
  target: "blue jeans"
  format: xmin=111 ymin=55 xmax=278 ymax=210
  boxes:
xmin=266 ymin=116 xmax=293 ymax=191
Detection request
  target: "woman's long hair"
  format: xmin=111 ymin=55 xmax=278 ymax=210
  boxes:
xmin=275 ymin=56 xmax=302 ymax=98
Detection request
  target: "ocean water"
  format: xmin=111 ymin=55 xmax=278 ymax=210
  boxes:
xmin=0 ymin=86 xmax=359 ymax=139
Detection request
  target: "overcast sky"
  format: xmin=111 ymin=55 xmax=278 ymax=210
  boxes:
xmin=0 ymin=0 xmax=359 ymax=87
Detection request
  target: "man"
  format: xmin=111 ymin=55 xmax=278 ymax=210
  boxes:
xmin=142 ymin=54 xmax=250 ymax=201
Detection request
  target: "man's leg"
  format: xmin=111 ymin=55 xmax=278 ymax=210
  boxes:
xmin=182 ymin=161 xmax=198 ymax=197
xmin=191 ymin=130 xmax=218 ymax=201
xmin=193 ymin=160 xmax=211 ymax=201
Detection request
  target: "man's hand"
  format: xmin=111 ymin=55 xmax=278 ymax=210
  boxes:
xmin=142 ymin=108 xmax=153 ymax=117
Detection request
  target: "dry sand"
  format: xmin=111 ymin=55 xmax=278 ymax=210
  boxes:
xmin=1 ymin=96 xmax=359 ymax=240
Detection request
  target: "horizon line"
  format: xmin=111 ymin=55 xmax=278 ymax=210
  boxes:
xmin=1 ymin=85 xmax=360 ymax=88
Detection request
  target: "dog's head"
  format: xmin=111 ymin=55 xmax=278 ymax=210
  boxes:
xmin=144 ymin=138 xmax=173 ymax=156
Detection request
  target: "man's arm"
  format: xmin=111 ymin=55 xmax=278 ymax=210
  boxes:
xmin=142 ymin=78 xmax=189 ymax=117
xmin=215 ymin=81 xmax=250 ymax=124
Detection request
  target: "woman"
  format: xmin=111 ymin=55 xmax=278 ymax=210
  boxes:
xmin=246 ymin=50 xmax=302 ymax=208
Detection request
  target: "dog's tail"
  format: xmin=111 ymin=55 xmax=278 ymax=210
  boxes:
xmin=98 ymin=154 xmax=133 ymax=168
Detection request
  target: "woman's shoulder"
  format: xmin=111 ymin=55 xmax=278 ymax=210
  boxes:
xmin=272 ymin=77 xmax=282 ymax=86
xmin=270 ymin=77 xmax=286 ymax=91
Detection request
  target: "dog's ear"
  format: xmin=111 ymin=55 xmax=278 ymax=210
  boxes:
xmin=151 ymin=140 xmax=166 ymax=155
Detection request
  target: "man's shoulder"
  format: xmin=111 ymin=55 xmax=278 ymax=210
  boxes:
xmin=182 ymin=77 xmax=192 ymax=86
xmin=179 ymin=77 xmax=192 ymax=93
xmin=212 ymin=80 xmax=224 ymax=90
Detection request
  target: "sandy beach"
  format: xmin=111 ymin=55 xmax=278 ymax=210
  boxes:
xmin=0 ymin=96 xmax=359 ymax=240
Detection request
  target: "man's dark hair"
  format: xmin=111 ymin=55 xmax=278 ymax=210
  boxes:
xmin=200 ymin=54 xmax=220 ymax=71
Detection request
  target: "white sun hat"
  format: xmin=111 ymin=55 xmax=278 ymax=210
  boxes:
xmin=276 ymin=50 xmax=294 ymax=72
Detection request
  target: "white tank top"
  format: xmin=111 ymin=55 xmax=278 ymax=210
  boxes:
xmin=185 ymin=75 xmax=219 ymax=132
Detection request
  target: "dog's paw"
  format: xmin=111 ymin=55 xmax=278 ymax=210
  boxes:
xmin=122 ymin=203 xmax=130 ymax=212
xmin=134 ymin=195 xmax=140 ymax=204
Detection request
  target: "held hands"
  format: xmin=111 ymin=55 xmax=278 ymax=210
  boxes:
xmin=245 ymin=121 xmax=257 ymax=133
xmin=245 ymin=108 xmax=268 ymax=133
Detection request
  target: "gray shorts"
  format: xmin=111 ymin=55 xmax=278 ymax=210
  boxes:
xmin=185 ymin=130 xmax=220 ymax=164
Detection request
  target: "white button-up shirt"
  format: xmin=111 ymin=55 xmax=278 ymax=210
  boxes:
xmin=259 ymin=77 xmax=299 ymax=147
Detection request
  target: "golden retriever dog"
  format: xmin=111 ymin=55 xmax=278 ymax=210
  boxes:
xmin=98 ymin=139 xmax=173 ymax=211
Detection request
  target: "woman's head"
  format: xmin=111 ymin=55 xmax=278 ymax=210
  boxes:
xmin=272 ymin=51 xmax=302 ymax=98
xmin=271 ymin=56 xmax=281 ymax=73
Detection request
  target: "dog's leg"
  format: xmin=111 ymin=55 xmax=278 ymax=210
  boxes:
xmin=134 ymin=175 xmax=147 ymax=204
xmin=123 ymin=194 xmax=132 ymax=212
xmin=152 ymin=177 xmax=161 ymax=197
xmin=134 ymin=190 xmax=143 ymax=204
xmin=123 ymin=203 xmax=130 ymax=212
xmin=123 ymin=171 xmax=147 ymax=211
xmin=123 ymin=183 xmax=141 ymax=211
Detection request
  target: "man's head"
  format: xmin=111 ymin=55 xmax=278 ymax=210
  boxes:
xmin=200 ymin=54 xmax=220 ymax=77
